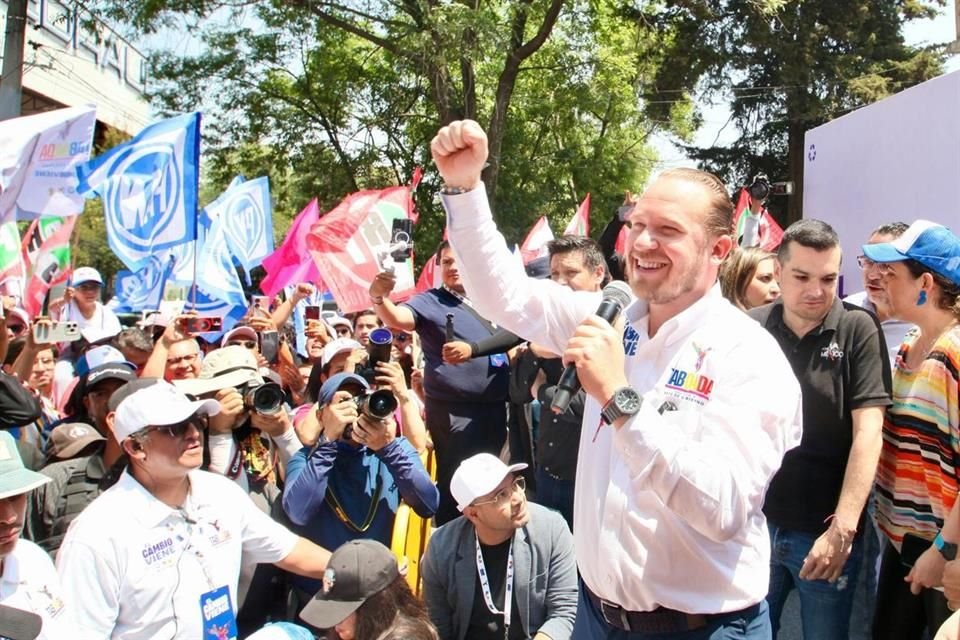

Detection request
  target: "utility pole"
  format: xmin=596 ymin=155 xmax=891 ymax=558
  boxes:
xmin=0 ymin=0 xmax=28 ymax=120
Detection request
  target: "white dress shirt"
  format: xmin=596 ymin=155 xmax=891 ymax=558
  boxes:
xmin=57 ymin=469 xmax=298 ymax=639
xmin=443 ymin=188 xmax=802 ymax=614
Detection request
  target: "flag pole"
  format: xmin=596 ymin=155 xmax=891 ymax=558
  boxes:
xmin=189 ymin=114 xmax=202 ymax=310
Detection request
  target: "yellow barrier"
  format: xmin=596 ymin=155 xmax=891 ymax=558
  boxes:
xmin=391 ymin=449 xmax=436 ymax=596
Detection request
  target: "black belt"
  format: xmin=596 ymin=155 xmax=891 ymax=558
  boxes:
xmin=585 ymin=585 xmax=760 ymax=634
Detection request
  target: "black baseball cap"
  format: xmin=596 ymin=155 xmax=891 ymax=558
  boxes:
xmin=299 ymin=540 xmax=399 ymax=629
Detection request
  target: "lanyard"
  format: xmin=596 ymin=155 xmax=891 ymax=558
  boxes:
xmin=475 ymin=533 xmax=514 ymax=634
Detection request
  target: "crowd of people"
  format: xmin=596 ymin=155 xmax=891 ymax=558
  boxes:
xmin=1 ymin=118 xmax=960 ymax=640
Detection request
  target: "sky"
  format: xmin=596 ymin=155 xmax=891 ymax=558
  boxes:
xmin=649 ymin=0 xmax=960 ymax=170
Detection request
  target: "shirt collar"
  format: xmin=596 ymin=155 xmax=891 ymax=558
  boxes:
xmin=119 ymin=468 xmax=206 ymax=529
xmin=624 ymin=282 xmax=725 ymax=347
xmin=767 ymin=296 xmax=844 ymax=337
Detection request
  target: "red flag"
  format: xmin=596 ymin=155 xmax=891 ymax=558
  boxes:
xmin=732 ymin=188 xmax=784 ymax=251
xmin=415 ymin=253 xmax=438 ymax=293
xmin=563 ymin=194 xmax=590 ymax=236
xmin=519 ymin=216 xmax=554 ymax=265
xmin=614 ymin=226 xmax=629 ymax=256
xmin=260 ymin=200 xmax=323 ymax=297
xmin=23 ymin=216 xmax=77 ymax=316
xmin=307 ymin=184 xmax=418 ymax=313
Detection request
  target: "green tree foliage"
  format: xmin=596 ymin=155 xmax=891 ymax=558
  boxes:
xmin=680 ymin=0 xmax=945 ymax=224
xmin=90 ymin=0 xmax=710 ymax=268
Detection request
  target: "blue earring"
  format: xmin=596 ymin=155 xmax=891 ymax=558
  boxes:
xmin=917 ymin=290 xmax=928 ymax=306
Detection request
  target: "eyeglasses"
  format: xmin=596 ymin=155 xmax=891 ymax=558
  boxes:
xmin=472 ymin=476 xmax=526 ymax=508
xmin=166 ymin=352 xmax=199 ymax=366
xmin=148 ymin=415 xmax=208 ymax=438
xmin=228 ymin=340 xmax=258 ymax=350
xmin=76 ymin=283 xmax=102 ymax=292
xmin=856 ymin=255 xmax=896 ymax=276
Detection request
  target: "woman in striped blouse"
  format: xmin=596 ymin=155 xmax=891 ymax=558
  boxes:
xmin=860 ymin=220 xmax=960 ymax=639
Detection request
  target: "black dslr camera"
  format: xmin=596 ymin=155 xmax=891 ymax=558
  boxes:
xmin=238 ymin=380 xmax=284 ymax=415
xmin=747 ymin=173 xmax=794 ymax=201
xmin=343 ymin=389 xmax=398 ymax=441
xmin=357 ymin=327 xmax=393 ymax=385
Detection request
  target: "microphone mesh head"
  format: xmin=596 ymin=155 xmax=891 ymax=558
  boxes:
xmin=601 ymin=280 xmax=633 ymax=309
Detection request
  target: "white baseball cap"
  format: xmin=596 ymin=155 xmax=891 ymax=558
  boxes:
xmin=328 ymin=315 xmax=352 ymax=331
xmin=321 ymin=338 xmax=362 ymax=369
xmin=112 ymin=379 xmax=220 ymax=443
xmin=450 ymin=453 xmax=527 ymax=511
xmin=71 ymin=267 xmax=103 ymax=286
xmin=221 ymin=325 xmax=257 ymax=347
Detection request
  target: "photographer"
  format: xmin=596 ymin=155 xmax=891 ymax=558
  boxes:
xmin=281 ymin=372 xmax=438 ymax=616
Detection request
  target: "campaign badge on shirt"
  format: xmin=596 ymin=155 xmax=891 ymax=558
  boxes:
xmin=489 ymin=353 xmax=509 ymax=368
xmin=200 ymin=585 xmax=238 ymax=640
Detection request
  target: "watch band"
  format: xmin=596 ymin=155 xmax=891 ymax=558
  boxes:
xmin=935 ymin=532 xmax=958 ymax=561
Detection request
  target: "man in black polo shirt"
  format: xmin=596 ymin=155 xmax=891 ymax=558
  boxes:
xmin=749 ymin=219 xmax=891 ymax=640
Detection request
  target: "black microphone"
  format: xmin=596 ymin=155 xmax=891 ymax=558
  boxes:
xmin=445 ymin=313 xmax=455 ymax=343
xmin=550 ymin=281 xmax=633 ymax=414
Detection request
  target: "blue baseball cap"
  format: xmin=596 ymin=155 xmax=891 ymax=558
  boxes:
xmin=75 ymin=345 xmax=134 ymax=378
xmin=863 ymin=220 xmax=960 ymax=285
xmin=317 ymin=373 xmax=369 ymax=406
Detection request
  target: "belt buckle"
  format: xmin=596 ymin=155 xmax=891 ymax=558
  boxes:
xmin=600 ymin=600 xmax=631 ymax=632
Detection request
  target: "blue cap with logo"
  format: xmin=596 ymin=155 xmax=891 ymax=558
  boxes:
xmin=317 ymin=373 xmax=369 ymax=406
xmin=862 ymin=219 xmax=960 ymax=285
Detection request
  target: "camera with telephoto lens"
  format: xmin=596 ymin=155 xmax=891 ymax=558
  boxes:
xmin=357 ymin=327 xmax=393 ymax=385
xmin=238 ymin=380 xmax=284 ymax=415
xmin=342 ymin=389 xmax=399 ymax=441
xmin=747 ymin=173 xmax=794 ymax=201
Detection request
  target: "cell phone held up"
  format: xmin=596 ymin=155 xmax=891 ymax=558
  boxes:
xmin=33 ymin=320 xmax=80 ymax=343
xmin=178 ymin=316 xmax=223 ymax=335
xmin=304 ymin=306 xmax=321 ymax=321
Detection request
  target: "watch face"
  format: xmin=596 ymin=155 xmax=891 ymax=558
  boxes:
xmin=615 ymin=389 xmax=642 ymax=413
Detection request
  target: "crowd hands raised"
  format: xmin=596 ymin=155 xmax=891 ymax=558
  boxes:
xmin=0 ymin=117 xmax=959 ymax=640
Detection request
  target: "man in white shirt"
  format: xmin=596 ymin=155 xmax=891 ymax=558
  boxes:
xmin=430 ymin=120 xmax=803 ymax=638
xmin=0 ymin=430 xmax=73 ymax=639
xmin=57 ymin=379 xmax=332 ymax=639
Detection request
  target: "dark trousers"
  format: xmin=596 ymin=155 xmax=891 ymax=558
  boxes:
xmin=426 ymin=398 xmax=506 ymax=525
xmin=873 ymin=542 xmax=952 ymax=639
xmin=534 ymin=467 xmax=574 ymax=531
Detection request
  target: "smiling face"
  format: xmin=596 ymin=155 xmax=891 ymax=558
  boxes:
xmin=625 ymin=176 xmax=732 ymax=317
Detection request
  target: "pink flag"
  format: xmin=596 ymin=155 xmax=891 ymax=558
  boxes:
xmin=614 ymin=226 xmax=629 ymax=256
xmin=307 ymin=184 xmax=418 ymax=313
xmin=260 ymin=199 xmax=322 ymax=297
xmin=563 ymin=194 xmax=590 ymax=236
xmin=519 ymin=216 xmax=554 ymax=265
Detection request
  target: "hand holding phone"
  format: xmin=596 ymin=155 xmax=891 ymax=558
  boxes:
xmin=304 ymin=306 xmax=321 ymax=321
xmin=177 ymin=316 xmax=223 ymax=334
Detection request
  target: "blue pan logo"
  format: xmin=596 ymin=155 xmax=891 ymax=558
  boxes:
xmin=103 ymin=141 xmax=182 ymax=251
xmin=223 ymin=190 xmax=264 ymax=267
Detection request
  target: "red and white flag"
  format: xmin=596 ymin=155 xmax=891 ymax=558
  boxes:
xmin=519 ymin=216 xmax=554 ymax=265
xmin=563 ymin=194 xmax=590 ymax=236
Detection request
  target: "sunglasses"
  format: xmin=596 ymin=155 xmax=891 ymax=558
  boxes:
xmin=148 ymin=415 xmax=208 ymax=438
xmin=228 ymin=340 xmax=258 ymax=350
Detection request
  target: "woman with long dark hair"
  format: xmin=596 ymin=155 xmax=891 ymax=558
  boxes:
xmin=299 ymin=540 xmax=436 ymax=640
